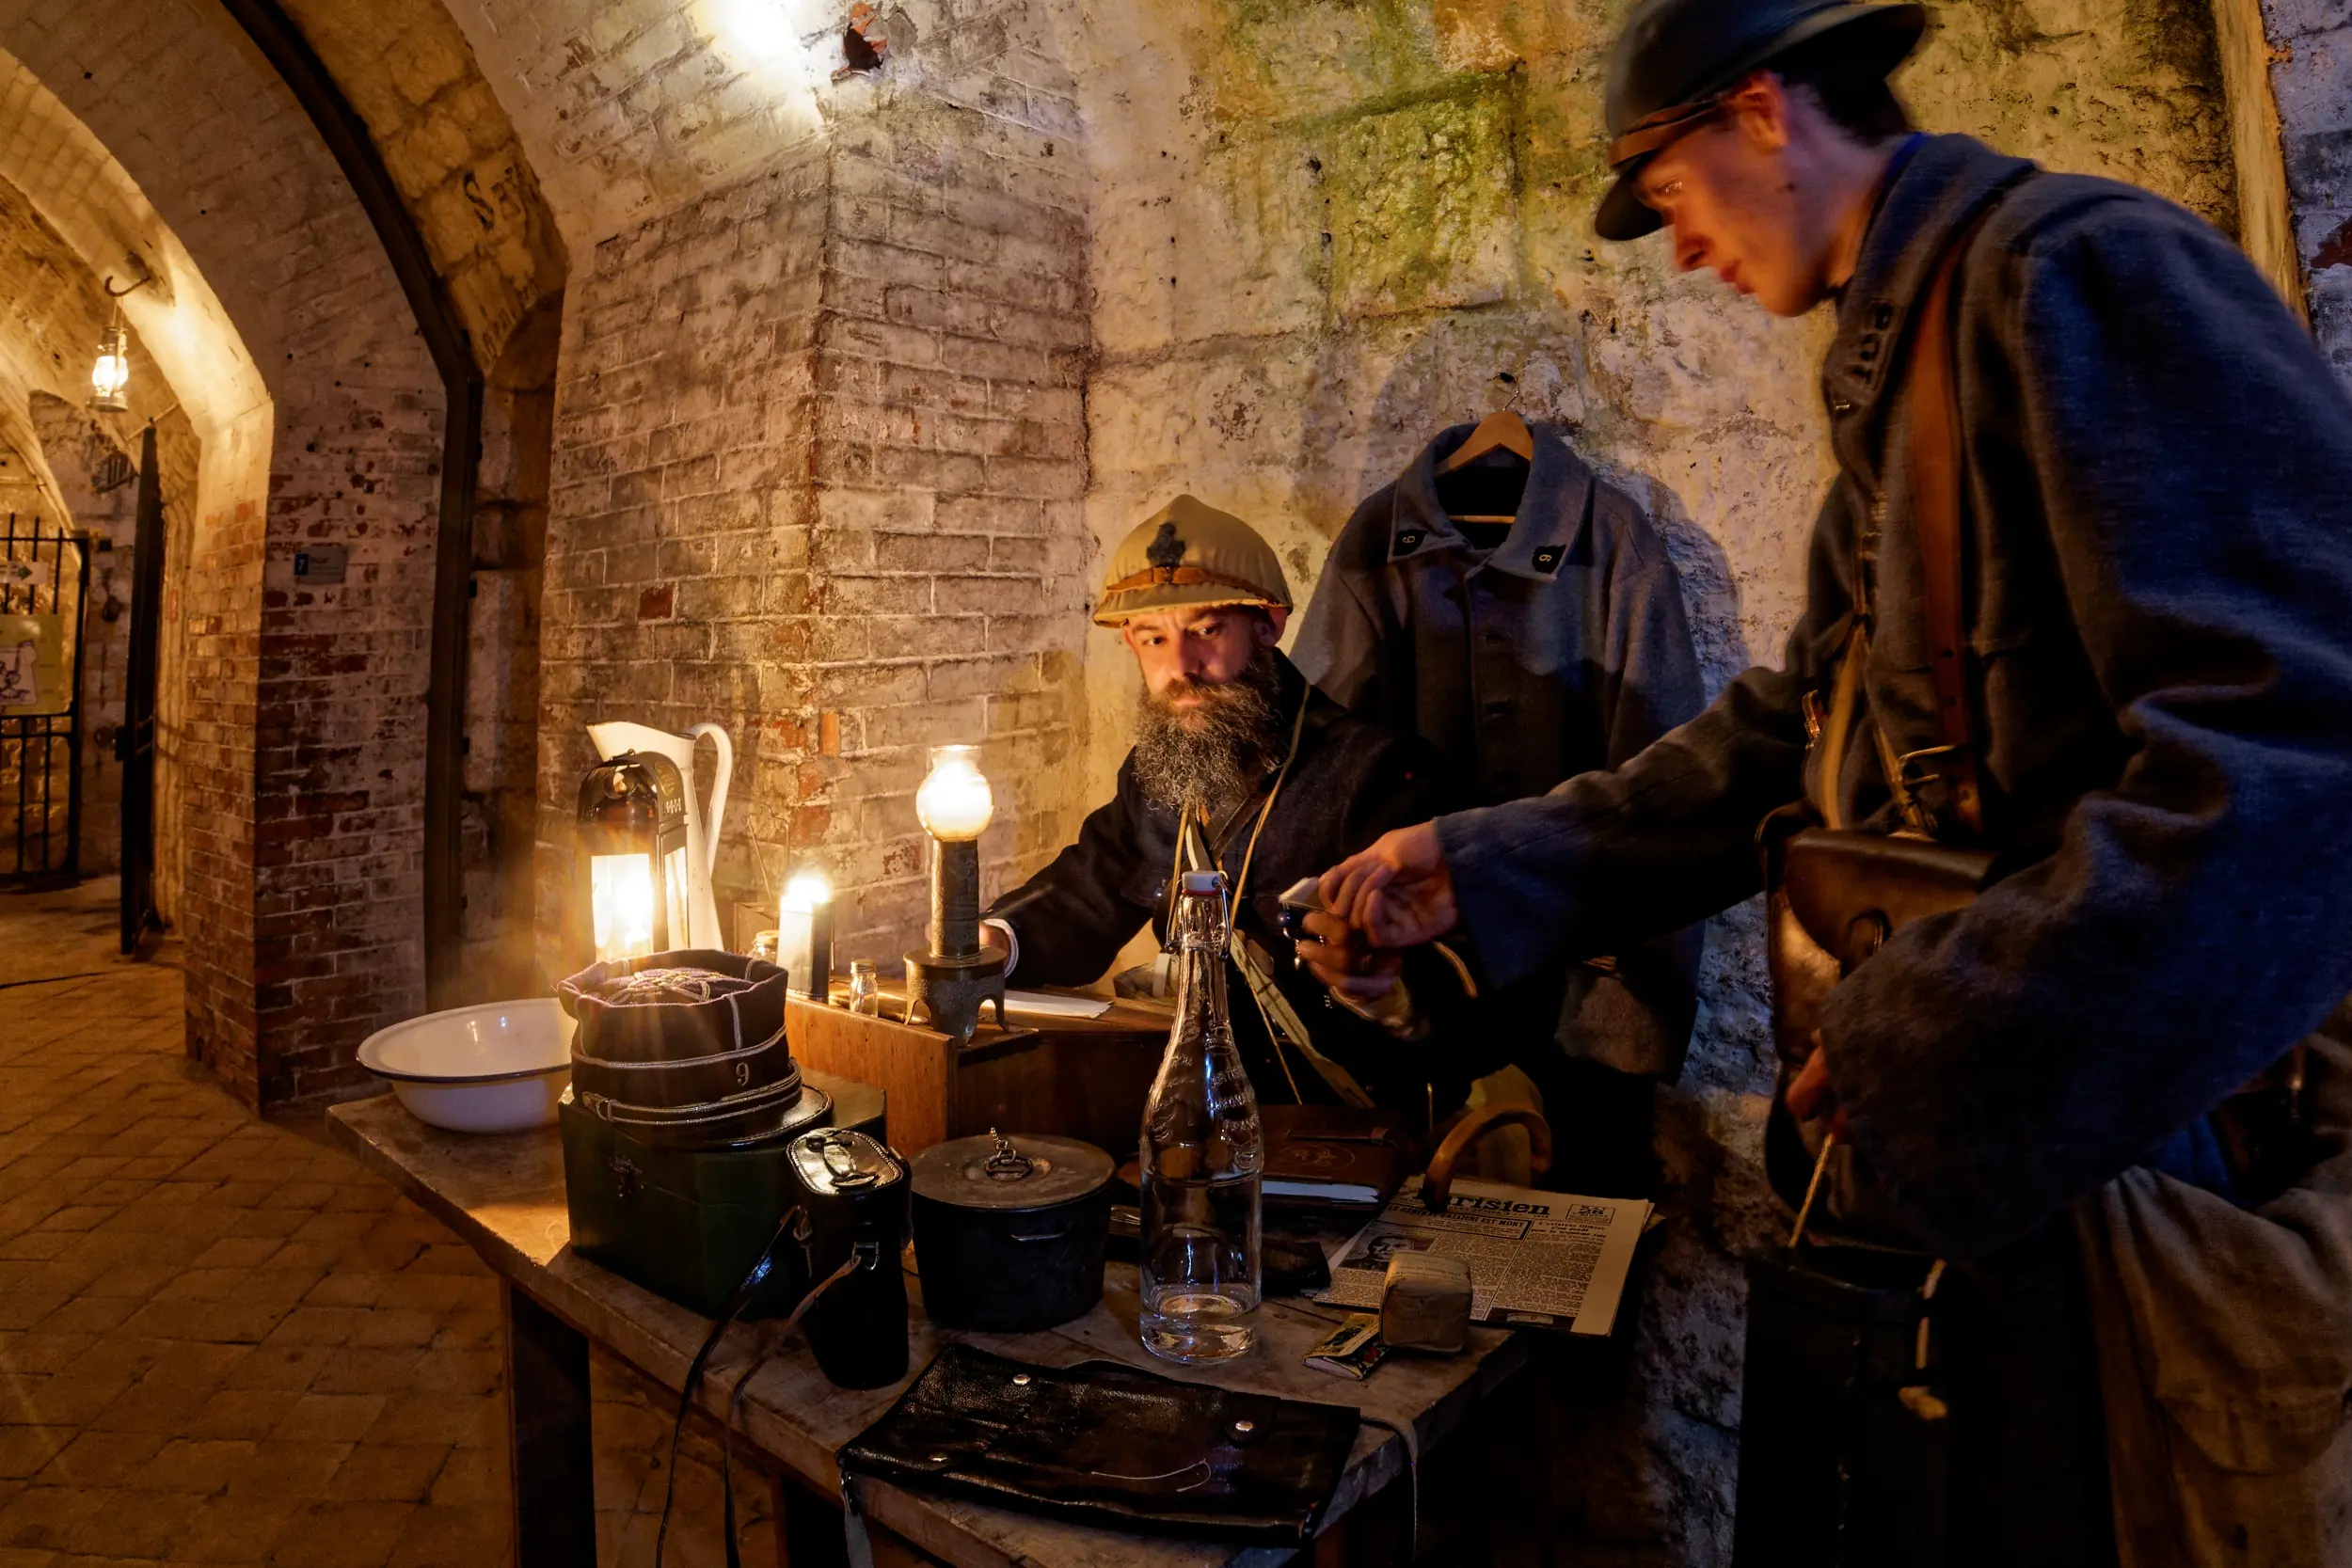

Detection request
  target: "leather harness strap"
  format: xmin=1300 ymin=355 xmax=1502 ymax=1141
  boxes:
xmin=1904 ymin=231 xmax=1987 ymax=837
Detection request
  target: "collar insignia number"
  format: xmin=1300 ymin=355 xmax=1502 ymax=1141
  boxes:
xmin=1533 ymin=546 xmax=1562 ymax=573
xmin=1395 ymin=530 xmax=1424 ymax=554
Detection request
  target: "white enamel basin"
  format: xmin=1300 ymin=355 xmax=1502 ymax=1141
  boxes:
xmin=358 ymin=998 xmax=575 ymax=1133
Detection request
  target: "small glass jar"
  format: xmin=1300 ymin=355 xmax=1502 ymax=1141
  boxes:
xmin=749 ymin=929 xmax=781 ymax=965
xmin=847 ymin=959 xmax=882 ymax=1016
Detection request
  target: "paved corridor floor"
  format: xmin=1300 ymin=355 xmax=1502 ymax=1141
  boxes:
xmin=0 ymin=882 xmax=757 ymax=1568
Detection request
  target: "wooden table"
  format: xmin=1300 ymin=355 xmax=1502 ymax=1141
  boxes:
xmin=328 ymin=1093 xmax=1530 ymax=1568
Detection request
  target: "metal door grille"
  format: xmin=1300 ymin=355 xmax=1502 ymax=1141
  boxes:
xmin=0 ymin=515 xmax=89 ymax=885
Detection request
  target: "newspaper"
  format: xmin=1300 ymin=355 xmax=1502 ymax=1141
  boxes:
xmin=1314 ymin=1174 xmax=1652 ymax=1337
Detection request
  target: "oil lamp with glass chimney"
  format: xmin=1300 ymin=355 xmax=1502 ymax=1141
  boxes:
xmin=901 ymin=744 xmax=1007 ymax=1040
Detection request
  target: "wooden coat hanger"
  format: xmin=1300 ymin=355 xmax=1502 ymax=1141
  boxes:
xmin=1435 ymin=409 xmax=1534 ymax=476
xmin=1435 ymin=409 xmax=1534 ymax=527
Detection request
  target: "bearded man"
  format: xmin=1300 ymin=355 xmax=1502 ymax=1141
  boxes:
xmin=980 ymin=496 xmax=1484 ymax=1118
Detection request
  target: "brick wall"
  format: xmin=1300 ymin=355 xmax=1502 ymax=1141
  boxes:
xmin=1 ymin=0 xmax=445 ymax=1107
xmin=534 ymin=13 xmax=1093 ymax=980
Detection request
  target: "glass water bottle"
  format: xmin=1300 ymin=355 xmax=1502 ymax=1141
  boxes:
xmin=1137 ymin=869 xmax=1263 ymax=1362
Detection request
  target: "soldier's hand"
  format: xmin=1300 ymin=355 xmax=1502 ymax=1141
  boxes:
xmin=1295 ymin=909 xmax=1403 ymax=1001
xmin=1318 ymin=823 xmax=1459 ymax=949
xmin=1786 ymin=1035 xmax=1851 ymax=1140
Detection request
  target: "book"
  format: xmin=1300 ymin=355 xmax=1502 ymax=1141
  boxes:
xmin=1260 ymin=1104 xmax=1406 ymax=1211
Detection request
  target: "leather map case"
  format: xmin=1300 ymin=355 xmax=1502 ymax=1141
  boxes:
xmin=839 ymin=1343 xmax=1359 ymax=1545
xmin=1261 ymin=1104 xmax=1405 ymax=1211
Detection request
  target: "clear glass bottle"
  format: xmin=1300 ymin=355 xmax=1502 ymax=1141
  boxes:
xmin=1138 ymin=869 xmax=1263 ymax=1363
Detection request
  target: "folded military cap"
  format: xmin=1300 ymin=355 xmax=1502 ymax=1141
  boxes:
xmin=1093 ymin=495 xmax=1293 ymax=627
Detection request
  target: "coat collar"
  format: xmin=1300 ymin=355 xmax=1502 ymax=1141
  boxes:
xmin=1821 ymin=135 xmax=2036 ymax=448
xmin=1387 ymin=420 xmax=1595 ymax=581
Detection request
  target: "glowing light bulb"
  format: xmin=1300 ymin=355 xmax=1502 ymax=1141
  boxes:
xmin=915 ymin=745 xmax=993 ymax=841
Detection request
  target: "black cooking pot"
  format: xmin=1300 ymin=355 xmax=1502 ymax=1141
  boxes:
xmin=911 ymin=1131 xmax=1114 ymax=1333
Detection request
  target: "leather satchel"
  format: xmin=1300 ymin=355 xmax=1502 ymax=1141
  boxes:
xmin=838 ymin=1343 xmax=1359 ymax=1545
xmin=1762 ymin=227 xmax=1996 ymax=1243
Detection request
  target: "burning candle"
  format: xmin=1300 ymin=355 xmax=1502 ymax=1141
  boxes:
xmin=778 ymin=869 xmax=834 ymax=1002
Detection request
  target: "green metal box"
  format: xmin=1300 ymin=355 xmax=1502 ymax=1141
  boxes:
xmin=559 ymin=1069 xmax=887 ymax=1319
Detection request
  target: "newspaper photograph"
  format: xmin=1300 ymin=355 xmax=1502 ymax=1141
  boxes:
xmin=1315 ymin=1175 xmax=1652 ymax=1337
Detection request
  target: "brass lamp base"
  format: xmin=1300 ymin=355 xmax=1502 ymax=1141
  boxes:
xmin=902 ymin=949 xmax=1009 ymax=1043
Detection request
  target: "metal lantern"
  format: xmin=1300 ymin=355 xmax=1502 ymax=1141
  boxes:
xmin=902 ymin=744 xmax=1006 ymax=1040
xmin=576 ymin=751 xmax=691 ymax=964
xmin=88 ymin=310 xmax=130 ymax=414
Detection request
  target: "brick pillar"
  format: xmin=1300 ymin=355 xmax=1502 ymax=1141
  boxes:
xmin=537 ymin=25 xmax=1093 ymax=983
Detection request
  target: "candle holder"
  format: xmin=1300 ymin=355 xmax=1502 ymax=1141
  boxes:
xmin=902 ymin=744 xmax=1007 ymax=1042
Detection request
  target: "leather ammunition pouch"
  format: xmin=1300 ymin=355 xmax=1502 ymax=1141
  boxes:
xmin=1761 ymin=810 xmax=1994 ymax=1245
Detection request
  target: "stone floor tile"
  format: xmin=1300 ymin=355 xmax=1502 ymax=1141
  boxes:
xmin=174 ymin=1493 xmax=299 ymax=1565
xmin=0 ymin=1431 xmax=69 ymax=1482
xmin=358 ymin=1395 xmax=479 ymax=1449
xmin=31 ymin=1430 xmax=167 ymax=1488
xmin=294 ymin=1275 xmax=389 ymax=1312
xmin=270 ymin=1396 xmax=384 ymax=1446
xmin=184 ymin=1240 xmax=280 ymax=1273
xmin=222 ymin=1441 xmax=352 ymax=1503
xmin=9 ymin=1372 xmax=139 ymax=1429
xmin=0 ymin=1484 xmax=105 ymax=1553
xmin=321 ymin=1444 xmax=449 ymax=1504
xmin=261 ymin=1502 xmax=413 ymax=1568
xmin=180 ymin=1390 xmax=303 ymax=1444
xmin=56 ymin=1487 xmax=206 ymax=1558
xmin=421 ymin=1446 xmax=501 ymax=1507
xmin=146 ymin=1439 xmax=261 ymax=1495
xmin=404 ymin=1350 xmax=497 ymax=1399
xmin=220 ymin=1348 xmax=336 ymax=1395
xmin=299 ymin=1351 xmax=421 ymax=1401
xmin=29 ymin=1299 xmax=141 ymax=1339
xmin=382 ymin=1500 xmax=501 ymax=1568
xmin=0 ymin=1335 xmax=97 ymax=1377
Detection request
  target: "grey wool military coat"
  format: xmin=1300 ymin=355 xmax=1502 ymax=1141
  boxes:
xmin=1292 ymin=421 xmax=1708 ymax=1080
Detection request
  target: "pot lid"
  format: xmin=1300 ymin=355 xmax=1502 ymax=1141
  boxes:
xmin=788 ymin=1128 xmax=904 ymax=1197
xmin=911 ymin=1130 xmax=1113 ymax=1211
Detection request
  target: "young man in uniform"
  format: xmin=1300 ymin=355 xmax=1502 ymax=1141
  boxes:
xmin=1305 ymin=0 xmax=2352 ymax=1558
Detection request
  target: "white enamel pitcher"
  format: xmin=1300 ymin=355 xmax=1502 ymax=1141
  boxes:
xmin=586 ymin=721 xmax=734 ymax=951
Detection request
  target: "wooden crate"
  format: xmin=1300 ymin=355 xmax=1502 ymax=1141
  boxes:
xmin=785 ymin=988 xmax=1172 ymax=1160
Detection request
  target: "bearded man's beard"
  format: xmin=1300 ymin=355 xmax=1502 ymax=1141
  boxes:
xmin=1131 ymin=648 xmax=1288 ymax=816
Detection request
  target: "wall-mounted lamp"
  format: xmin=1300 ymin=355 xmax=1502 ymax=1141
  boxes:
xmin=902 ymin=744 xmax=1006 ymax=1040
xmin=779 ymin=868 xmax=834 ymax=1002
xmin=88 ymin=275 xmax=151 ymax=416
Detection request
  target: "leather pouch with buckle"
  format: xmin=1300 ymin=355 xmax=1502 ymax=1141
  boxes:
xmin=1761 ymin=809 xmax=1994 ymax=1243
xmin=839 ymin=1343 xmax=1359 ymax=1545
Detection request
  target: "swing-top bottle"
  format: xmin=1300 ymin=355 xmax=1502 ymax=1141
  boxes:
xmin=1137 ymin=869 xmax=1263 ymax=1362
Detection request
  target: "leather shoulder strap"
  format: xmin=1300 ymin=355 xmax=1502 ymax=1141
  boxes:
xmin=1904 ymin=230 xmax=1985 ymax=836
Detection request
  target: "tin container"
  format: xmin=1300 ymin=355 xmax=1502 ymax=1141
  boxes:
xmin=910 ymin=1131 xmax=1114 ymax=1332
xmin=559 ymin=1070 xmax=883 ymax=1320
